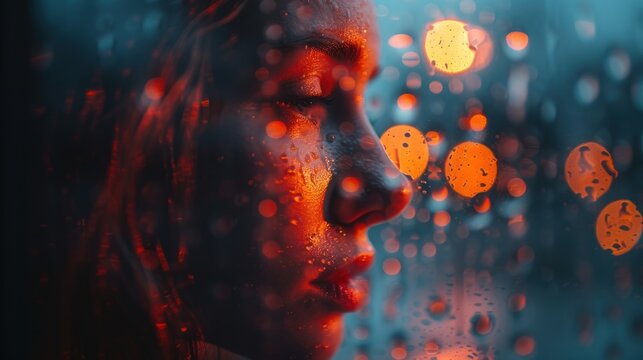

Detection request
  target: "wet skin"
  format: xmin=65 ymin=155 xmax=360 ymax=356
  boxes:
xmin=178 ymin=1 xmax=412 ymax=358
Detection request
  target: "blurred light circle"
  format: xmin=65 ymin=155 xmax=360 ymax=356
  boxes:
xmin=575 ymin=19 xmax=596 ymax=41
xmin=397 ymin=93 xmax=417 ymax=110
xmin=144 ymin=77 xmax=165 ymax=101
xmin=514 ymin=335 xmax=536 ymax=356
xmin=596 ymin=200 xmax=642 ymax=256
xmin=506 ymin=31 xmax=529 ymax=51
xmin=470 ymin=313 xmax=495 ymax=336
xmin=423 ymin=19 xmax=493 ymax=75
xmin=605 ymin=49 xmax=631 ymax=81
xmin=504 ymin=31 xmax=529 ymax=60
xmin=380 ymin=125 xmax=429 ymax=180
xmin=406 ymin=72 xmax=422 ymax=89
xmin=469 ymin=113 xmax=488 ymax=131
xmin=383 ymin=258 xmax=401 ymax=276
xmin=460 ymin=0 xmax=476 ymax=14
xmin=564 ymin=142 xmax=617 ymax=201
xmin=445 ymin=141 xmax=498 ymax=198
xmin=402 ymin=51 xmax=421 ymax=67
xmin=388 ymin=33 xmax=413 ymax=49
xmin=265 ymin=120 xmax=287 ymax=139
xmin=509 ymin=293 xmax=527 ymax=312
xmin=429 ymin=81 xmax=443 ymax=94
xmin=507 ymin=177 xmax=527 ymax=197
xmin=574 ymin=75 xmax=599 ymax=105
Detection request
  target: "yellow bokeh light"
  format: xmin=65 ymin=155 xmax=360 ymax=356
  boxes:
xmin=423 ymin=19 xmax=493 ymax=75
xmin=380 ymin=125 xmax=429 ymax=180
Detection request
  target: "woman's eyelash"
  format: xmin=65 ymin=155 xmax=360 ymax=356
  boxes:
xmin=277 ymin=94 xmax=336 ymax=112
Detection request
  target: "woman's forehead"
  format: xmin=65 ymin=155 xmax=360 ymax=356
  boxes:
xmin=269 ymin=0 xmax=378 ymax=43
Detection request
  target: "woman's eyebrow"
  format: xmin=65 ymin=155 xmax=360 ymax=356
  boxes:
xmin=277 ymin=33 xmax=362 ymax=63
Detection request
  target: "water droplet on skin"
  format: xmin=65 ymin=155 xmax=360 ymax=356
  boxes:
xmin=326 ymin=133 xmax=336 ymax=143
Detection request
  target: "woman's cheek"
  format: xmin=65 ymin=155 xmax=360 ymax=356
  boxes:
xmin=247 ymin=114 xmax=332 ymax=247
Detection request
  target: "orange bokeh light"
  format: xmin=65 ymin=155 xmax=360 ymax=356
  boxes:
xmin=429 ymin=81 xmax=443 ymax=94
xmin=507 ymin=177 xmax=527 ymax=197
xmin=564 ymin=142 xmax=617 ymax=201
xmin=265 ymin=120 xmax=287 ymax=139
xmin=341 ymin=176 xmax=362 ymax=193
xmin=424 ymin=19 xmax=493 ymax=75
xmin=391 ymin=346 xmax=407 ymax=360
xmin=509 ymin=293 xmax=527 ymax=312
xmin=428 ymin=298 xmax=447 ymax=316
xmin=469 ymin=113 xmax=488 ymax=131
xmin=383 ymin=258 xmax=402 ymax=276
xmin=339 ymin=76 xmax=356 ymax=91
xmin=431 ymin=186 xmax=449 ymax=202
xmin=514 ymin=336 xmax=535 ymax=356
xmin=388 ymin=33 xmax=413 ymax=49
xmin=473 ymin=195 xmax=491 ymax=213
xmin=424 ymin=340 xmax=440 ymax=354
xmin=397 ymin=93 xmax=417 ymax=110
xmin=144 ymin=77 xmax=165 ymax=101
xmin=506 ymin=31 xmax=529 ymax=51
xmin=445 ymin=141 xmax=498 ymax=198
xmin=433 ymin=211 xmax=451 ymax=227
xmin=425 ymin=131 xmax=442 ymax=146
xmin=473 ymin=314 xmax=494 ymax=335
xmin=380 ymin=125 xmax=429 ymax=180
xmin=258 ymin=199 xmax=277 ymax=218
xmin=596 ymin=200 xmax=642 ymax=256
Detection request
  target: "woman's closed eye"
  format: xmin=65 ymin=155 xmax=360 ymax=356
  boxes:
xmin=276 ymin=76 xmax=336 ymax=114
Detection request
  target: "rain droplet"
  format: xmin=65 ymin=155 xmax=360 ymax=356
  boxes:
xmin=470 ymin=312 xmax=495 ymax=336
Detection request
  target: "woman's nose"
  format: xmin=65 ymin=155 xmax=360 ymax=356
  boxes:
xmin=324 ymin=131 xmax=412 ymax=228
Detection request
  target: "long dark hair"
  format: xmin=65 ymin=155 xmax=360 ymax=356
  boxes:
xmin=34 ymin=1 xmax=248 ymax=358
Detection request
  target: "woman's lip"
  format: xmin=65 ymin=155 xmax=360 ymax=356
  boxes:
xmin=310 ymin=276 xmax=369 ymax=312
xmin=314 ymin=252 xmax=375 ymax=283
xmin=310 ymin=252 xmax=374 ymax=312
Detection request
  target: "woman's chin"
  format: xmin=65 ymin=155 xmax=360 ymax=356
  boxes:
xmin=275 ymin=312 xmax=345 ymax=360
xmin=238 ymin=312 xmax=343 ymax=359
xmin=217 ymin=311 xmax=345 ymax=360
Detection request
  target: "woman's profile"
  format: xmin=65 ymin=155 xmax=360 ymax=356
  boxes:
xmin=40 ymin=0 xmax=412 ymax=359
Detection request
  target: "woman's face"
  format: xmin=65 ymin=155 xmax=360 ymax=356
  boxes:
xmin=182 ymin=1 xmax=411 ymax=358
